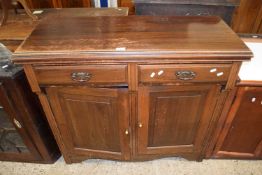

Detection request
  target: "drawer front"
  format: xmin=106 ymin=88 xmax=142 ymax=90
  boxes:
xmin=34 ymin=65 xmax=127 ymax=85
xmin=139 ymin=64 xmax=232 ymax=83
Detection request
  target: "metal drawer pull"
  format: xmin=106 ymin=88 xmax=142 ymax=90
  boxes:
xmin=71 ymin=72 xmax=92 ymax=82
xmin=13 ymin=118 xmax=22 ymax=129
xmin=176 ymin=71 xmax=196 ymax=80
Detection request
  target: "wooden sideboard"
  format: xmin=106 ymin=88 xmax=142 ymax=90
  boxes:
xmin=13 ymin=16 xmax=252 ymax=163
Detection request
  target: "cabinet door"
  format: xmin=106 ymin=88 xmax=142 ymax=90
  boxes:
xmin=214 ymin=87 xmax=262 ymax=159
xmin=137 ymin=85 xmax=220 ymax=156
xmin=46 ymin=87 xmax=130 ymax=160
xmin=0 ymin=83 xmax=41 ymax=162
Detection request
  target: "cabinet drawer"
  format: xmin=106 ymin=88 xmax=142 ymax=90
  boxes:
xmin=34 ymin=65 xmax=127 ymax=85
xmin=139 ymin=64 xmax=232 ymax=83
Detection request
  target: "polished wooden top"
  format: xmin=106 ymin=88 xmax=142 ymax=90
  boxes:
xmin=0 ymin=8 xmax=128 ymax=40
xmin=13 ymin=16 xmax=252 ymax=63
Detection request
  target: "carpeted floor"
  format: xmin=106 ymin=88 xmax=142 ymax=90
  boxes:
xmin=0 ymin=157 xmax=261 ymax=175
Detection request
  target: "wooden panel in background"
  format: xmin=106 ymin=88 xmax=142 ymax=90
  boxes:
xmin=213 ymin=87 xmax=262 ymax=159
xmin=25 ymin=0 xmax=91 ymax=8
xmin=23 ymin=0 xmax=261 ymax=32
xmin=253 ymin=6 xmax=262 ymax=33
xmin=24 ymin=0 xmax=133 ymax=13
xmin=25 ymin=0 xmax=54 ymax=8
xmin=119 ymin=0 xmax=135 ymax=15
xmin=58 ymin=0 xmax=91 ymax=7
xmin=232 ymin=0 xmax=262 ymax=34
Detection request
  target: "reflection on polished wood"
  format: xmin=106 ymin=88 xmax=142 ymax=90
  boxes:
xmin=14 ymin=16 xmax=251 ymax=61
xmin=0 ymin=8 xmax=128 ymax=51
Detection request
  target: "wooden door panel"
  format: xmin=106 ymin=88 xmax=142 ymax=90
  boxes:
xmin=215 ymin=87 xmax=262 ymax=158
xmin=148 ymin=91 xmax=204 ymax=147
xmin=138 ymin=85 xmax=220 ymax=155
xmin=61 ymin=93 xmax=121 ymax=152
xmin=46 ymin=87 xmax=130 ymax=160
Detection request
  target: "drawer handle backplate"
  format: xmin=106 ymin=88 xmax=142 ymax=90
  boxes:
xmin=71 ymin=72 xmax=92 ymax=82
xmin=176 ymin=71 xmax=196 ymax=80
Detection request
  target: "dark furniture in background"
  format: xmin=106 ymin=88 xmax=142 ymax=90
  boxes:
xmin=0 ymin=46 xmax=60 ymax=163
xmin=13 ymin=15 xmax=252 ymax=163
xmin=24 ymin=0 xmax=135 ymax=14
xmin=232 ymin=0 xmax=262 ymax=34
xmin=3 ymin=0 xmax=259 ymax=33
xmin=209 ymin=84 xmax=262 ymax=159
xmin=25 ymin=0 xmax=91 ymax=8
xmin=134 ymin=0 xmax=262 ymax=33
xmin=205 ymin=37 xmax=262 ymax=160
xmin=0 ymin=0 xmax=38 ymax=26
xmin=206 ymin=77 xmax=262 ymax=159
xmin=134 ymin=0 xmax=240 ymax=25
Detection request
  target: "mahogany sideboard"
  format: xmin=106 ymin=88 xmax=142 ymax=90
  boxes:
xmin=13 ymin=16 xmax=252 ymax=163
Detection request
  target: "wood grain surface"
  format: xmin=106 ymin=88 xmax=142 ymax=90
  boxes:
xmin=13 ymin=16 xmax=252 ymax=62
